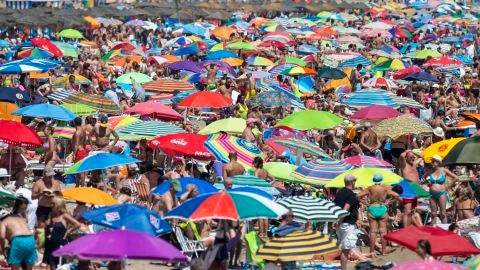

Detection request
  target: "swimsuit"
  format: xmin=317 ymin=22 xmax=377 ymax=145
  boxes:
xmin=429 ymin=171 xmax=447 ymax=200
xmin=8 ymin=235 xmax=37 ymax=266
xmin=367 ymin=204 xmax=388 ymax=219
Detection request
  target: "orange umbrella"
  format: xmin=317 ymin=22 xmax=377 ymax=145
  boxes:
xmin=113 ymin=56 xmax=142 ymax=66
xmin=222 ymin=58 xmax=244 ymax=67
xmin=79 ymin=40 xmax=98 ymax=47
xmin=84 ymin=16 xmax=100 ymax=29
xmin=456 ymin=120 xmax=475 ymax=128
xmin=0 ymin=102 xmax=21 ymax=121
xmin=29 ymin=72 xmax=50 ymax=79
xmin=211 ymin=26 xmax=235 ymax=40
xmin=316 ymin=26 xmax=338 ymax=36
xmin=63 ymin=187 xmax=117 ymax=205
xmin=463 ymin=112 xmax=480 ymax=122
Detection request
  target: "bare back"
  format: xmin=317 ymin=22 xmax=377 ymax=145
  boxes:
xmin=225 ymin=161 xmax=245 ymax=177
xmin=367 ymin=185 xmax=390 ymax=204
xmin=1 ymin=216 xmax=32 ymax=240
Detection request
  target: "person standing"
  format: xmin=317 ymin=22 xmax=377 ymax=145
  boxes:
xmin=89 ymin=115 xmax=119 ymax=152
xmin=334 ymin=174 xmax=360 ymax=270
xmin=72 ymin=117 xmax=87 ymax=187
xmin=31 ymin=167 xmax=61 ymax=229
xmin=222 ymin=152 xmax=245 ymax=181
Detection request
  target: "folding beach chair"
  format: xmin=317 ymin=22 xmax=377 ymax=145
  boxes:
xmin=172 ymin=226 xmax=205 ymax=259
xmin=129 ymin=177 xmax=152 ymax=208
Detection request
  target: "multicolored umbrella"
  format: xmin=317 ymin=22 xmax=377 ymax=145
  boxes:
xmin=51 ymin=41 xmax=79 ymax=58
xmin=363 ymin=77 xmax=398 ymax=89
xmin=256 ymin=230 xmax=339 ymax=262
xmin=373 ymin=58 xmax=409 ymax=71
xmin=263 ymin=162 xmax=298 ymax=182
xmin=227 ymin=41 xmax=256 ymax=51
xmin=291 ymin=159 xmax=354 ymax=186
xmin=344 ymin=155 xmax=393 ymax=169
xmin=17 ymin=48 xmax=54 ymax=59
xmin=275 ymin=110 xmax=342 ymax=130
xmin=124 ymin=101 xmax=183 ymax=121
xmin=177 ymin=91 xmax=232 ymax=108
xmin=373 ymin=114 xmax=433 ymax=139
xmin=198 ymin=118 xmax=245 ymax=135
xmin=342 ymin=90 xmax=424 ymax=109
xmin=276 ymin=196 xmax=349 ymax=223
xmin=337 ymin=56 xmax=371 ymax=69
xmin=204 ymin=133 xmax=264 ymax=168
xmin=63 ymin=187 xmax=117 ymax=205
xmin=107 ymin=115 xmax=139 ymax=129
xmin=53 ymin=230 xmax=186 ymax=262
xmin=148 ymin=133 xmax=214 ymax=161
xmin=351 ymin=105 xmax=401 ymax=121
xmin=464 ymin=255 xmax=480 ymax=270
xmin=53 ymin=74 xmax=91 ymax=88
xmin=64 ymin=92 xmax=121 ymax=114
xmin=281 ymin=66 xmax=317 ymax=76
xmin=393 ymin=259 xmax=466 ymax=270
xmin=248 ymin=91 xmax=292 ymax=108
xmin=218 ymin=175 xmax=281 ymax=195
xmin=65 ymin=153 xmax=140 ymax=174
xmin=443 ymin=137 xmax=480 ymax=166
xmin=423 ymin=138 xmax=465 ymax=163
xmin=164 ymin=191 xmax=288 ymax=221
xmin=326 ymin=168 xmax=402 ymax=188
xmin=116 ymin=120 xmax=184 ymax=141
xmin=31 ymin=37 xmax=63 ymax=58
xmin=246 ymin=56 xmax=274 ymax=66
xmin=0 ymin=58 xmax=59 ymax=74
xmin=392 ymin=179 xmax=430 ymax=199
xmin=152 ymin=178 xmax=218 ymax=196
xmin=0 ymin=120 xmax=43 ymax=147
xmin=274 ymin=138 xmax=330 ymax=159
xmin=12 ymin=103 xmax=77 ymax=121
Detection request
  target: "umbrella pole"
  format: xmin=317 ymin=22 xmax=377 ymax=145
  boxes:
xmin=122 ymin=260 xmax=126 ymax=270
xmin=8 ymin=147 xmax=12 ymax=181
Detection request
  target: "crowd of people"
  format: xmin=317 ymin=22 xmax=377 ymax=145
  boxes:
xmin=0 ymin=1 xmax=480 ymax=270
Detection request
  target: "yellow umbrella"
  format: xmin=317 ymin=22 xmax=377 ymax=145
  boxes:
xmin=423 ymin=138 xmax=465 ymax=163
xmin=325 ymin=168 xmax=402 ymax=188
xmin=53 ymin=74 xmax=91 ymax=88
xmin=63 ymin=187 xmax=118 ymax=205
xmin=222 ymin=58 xmax=243 ymax=67
xmin=211 ymin=26 xmax=235 ymax=40
xmin=373 ymin=115 xmax=432 ymax=140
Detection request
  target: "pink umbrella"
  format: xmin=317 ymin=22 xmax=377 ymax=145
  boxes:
xmin=125 ymin=101 xmax=183 ymax=121
xmin=363 ymin=77 xmax=398 ymax=89
xmin=344 ymin=155 xmax=393 ymax=168
xmin=360 ymin=29 xmax=392 ymax=38
xmin=392 ymin=259 xmax=466 ymax=270
xmin=351 ymin=105 xmax=401 ymax=121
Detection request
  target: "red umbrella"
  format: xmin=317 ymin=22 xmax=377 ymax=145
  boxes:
xmin=384 ymin=226 xmax=480 ymax=256
xmin=423 ymin=56 xmax=463 ymax=67
xmin=124 ymin=101 xmax=183 ymax=121
xmin=0 ymin=120 xmax=43 ymax=147
xmin=177 ymin=91 xmax=232 ymax=108
xmin=31 ymin=37 xmax=62 ymax=58
xmin=257 ymin=40 xmax=287 ymax=48
xmin=111 ymin=42 xmax=136 ymax=51
xmin=148 ymin=133 xmax=214 ymax=160
xmin=265 ymin=135 xmax=294 ymax=155
xmin=392 ymin=66 xmax=422 ymax=80
xmin=351 ymin=105 xmax=401 ymax=121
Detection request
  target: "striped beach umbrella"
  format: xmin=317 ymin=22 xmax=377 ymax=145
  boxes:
xmin=38 ymin=126 xmax=75 ymax=139
xmin=341 ymin=90 xmax=424 ymax=109
xmin=59 ymin=103 xmax=96 ymax=115
xmin=64 ymin=92 xmax=121 ymax=114
xmin=337 ymin=56 xmax=371 ymax=69
xmin=214 ymin=176 xmax=281 ymax=195
xmin=256 ymin=230 xmax=339 ymax=262
xmin=246 ymin=56 xmax=274 ymax=66
xmin=141 ymin=79 xmax=196 ymax=93
xmin=291 ymin=159 xmax=354 ymax=186
xmin=204 ymin=134 xmax=264 ymax=168
xmin=116 ymin=120 xmax=184 ymax=141
xmin=274 ymin=138 xmax=330 ymax=159
xmin=373 ymin=115 xmax=433 ymax=140
xmin=275 ymin=196 xmax=349 ymax=222
xmin=248 ymin=91 xmax=292 ymax=108
xmin=343 ymin=155 xmax=393 ymax=169
xmin=363 ymin=77 xmax=398 ymax=89
xmin=0 ymin=59 xmax=59 ymax=74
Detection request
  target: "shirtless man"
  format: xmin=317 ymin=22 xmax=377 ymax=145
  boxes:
xmin=205 ymin=63 xmax=219 ymax=90
xmin=156 ymin=179 xmax=180 ymax=216
xmin=360 ymin=122 xmax=382 ymax=158
xmin=373 ymin=33 xmax=386 ymax=48
xmin=357 ymin=174 xmax=399 ymax=256
xmin=31 ymin=167 xmax=61 ymax=229
xmin=0 ymin=211 xmax=37 ymax=270
xmin=242 ymin=118 xmax=257 ymax=143
xmin=72 ymin=117 xmax=87 ymax=186
xmin=164 ymin=158 xmax=187 ymax=180
xmin=398 ymin=150 xmax=423 ymax=227
xmin=222 ymin=152 xmax=245 ymax=180
xmin=89 ymin=115 xmax=119 ymax=152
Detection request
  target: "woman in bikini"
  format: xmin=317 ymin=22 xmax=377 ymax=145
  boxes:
xmin=424 ymin=155 xmax=459 ymax=224
xmin=454 ymin=185 xmax=478 ymax=221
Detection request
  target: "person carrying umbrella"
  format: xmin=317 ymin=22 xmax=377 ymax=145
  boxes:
xmin=357 ymin=173 xmax=400 ymax=257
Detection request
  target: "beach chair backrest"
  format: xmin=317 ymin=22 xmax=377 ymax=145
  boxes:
xmin=173 ymin=226 xmax=194 ymax=253
xmin=129 ymin=177 xmax=151 ymax=208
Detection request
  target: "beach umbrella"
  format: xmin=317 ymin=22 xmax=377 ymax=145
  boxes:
xmin=423 ymin=138 xmax=465 ymax=163
xmin=423 ymin=56 xmax=463 ymax=67
xmin=393 ymin=259 xmax=466 ymax=270
xmin=227 ymin=41 xmax=256 ymax=51
xmin=65 ymin=153 xmax=140 ymax=175
xmin=0 ymin=87 xmax=30 ymax=103
xmin=211 ymin=26 xmax=234 ymax=40
xmin=248 ymin=91 xmax=292 ymax=108
xmin=291 ymin=159 xmax=354 ymax=186
xmin=173 ymin=46 xmax=199 ymax=56
xmin=177 ymin=91 xmax=232 ymax=108
xmin=0 ymin=58 xmax=59 ymax=74
xmin=81 ymin=204 xmax=170 ymax=235
xmin=281 ymin=66 xmax=317 ymax=76
xmin=361 ymin=28 xmax=392 ymax=38
xmin=53 ymin=74 xmax=91 ymax=88
xmin=167 ymin=60 xmax=202 ymax=73
xmin=343 ymin=155 xmax=393 ymax=169
xmin=363 ymin=21 xmax=393 ymax=30
xmin=59 ymin=103 xmax=96 ymax=115
xmin=464 ymin=255 xmax=480 ymax=270
xmin=124 ymin=101 xmax=183 ymax=121
xmin=373 ymin=59 xmax=410 ymax=71
xmin=452 ymin=54 xmax=474 ymax=65
xmin=256 ymin=230 xmax=339 ymax=262
xmin=269 ymin=64 xmax=297 ymax=74
xmin=373 ymin=115 xmax=433 ymax=140
xmin=58 ymin=28 xmax=83 ymax=39
xmin=400 ymin=71 xmax=439 ymax=82
xmin=285 ymin=56 xmax=307 ymax=67
xmin=443 ymin=137 xmax=480 ymax=166
xmin=141 ymin=79 xmax=195 ymax=93
xmin=363 ymin=77 xmax=398 ymax=89
xmin=116 ymin=120 xmax=183 ymax=141
xmin=246 ymin=56 xmax=274 ymax=66
xmin=148 ymin=133 xmax=213 ymax=160
xmin=204 ymin=133 xmax=264 ymax=168
xmin=337 ymin=56 xmax=371 ymax=69
xmin=198 ymin=118 xmax=245 ymax=135
xmin=0 ymin=39 xmax=10 ymax=48
xmin=0 ymin=120 xmax=43 ymax=147
xmin=164 ymin=191 xmax=288 ymax=221
xmin=166 ymin=36 xmax=194 ymax=47
xmin=317 ymin=67 xmax=347 ymax=79
xmin=147 ymin=55 xmax=180 ymax=65
xmin=342 ymin=90 xmax=424 ymax=109
xmin=219 ymin=175 xmax=282 ymax=195
xmin=31 ymin=37 xmax=62 ymax=58
xmin=392 ymin=179 xmax=430 ymax=200
xmin=64 ymin=92 xmax=121 ymax=114
xmin=17 ymin=48 xmax=54 ymax=59
xmin=205 ymin=50 xmax=238 ymax=60
xmin=257 ymin=40 xmax=287 ymax=48
xmin=116 ymin=72 xmax=152 ymax=84
xmin=273 ymin=138 xmax=330 ymax=159
xmin=351 ymin=105 xmax=401 ymax=121
xmin=412 ymin=49 xmax=442 ymax=59
xmin=151 ymin=177 xmax=218 ymax=197
xmin=275 ymin=110 xmax=342 ymax=131
xmin=326 ymin=168 xmax=402 ymax=188
xmin=51 ymin=41 xmax=79 ymax=58
xmin=385 ymin=226 xmax=480 ymax=256
xmin=0 ymin=188 xmax=16 ymax=208
xmin=12 ymin=104 xmax=76 ymax=121
xmin=107 ymin=115 xmax=139 ymax=129
xmin=0 ymin=102 xmax=20 ymax=122
xmin=111 ymin=42 xmax=136 ymax=51
xmin=276 ymin=196 xmax=349 ymax=223
xmin=53 ymin=230 xmax=186 ymax=262
xmin=63 ymin=187 xmax=117 ymax=206
xmin=264 ymin=162 xmax=298 ymax=182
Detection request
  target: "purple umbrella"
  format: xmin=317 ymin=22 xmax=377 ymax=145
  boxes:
xmin=53 ymin=229 xmax=187 ymax=262
xmin=167 ymin=60 xmax=202 ymax=73
xmin=200 ymin=60 xmax=238 ymax=78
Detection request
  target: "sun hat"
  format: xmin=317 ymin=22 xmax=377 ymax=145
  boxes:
xmin=433 ymin=127 xmax=445 ymax=138
xmin=432 ymin=155 xmax=443 ymax=163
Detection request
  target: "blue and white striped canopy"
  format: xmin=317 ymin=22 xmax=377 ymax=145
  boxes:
xmin=341 ymin=90 xmax=425 ymax=109
xmin=291 ymin=159 xmax=354 ymax=186
xmin=337 ymin=56 xmax=371 ymax=69
xmin=0 ymin=58 xmax=59 ymax=74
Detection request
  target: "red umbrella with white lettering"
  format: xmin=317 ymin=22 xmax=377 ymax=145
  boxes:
xmin=148 ymin=133 xmax=214 ymax=161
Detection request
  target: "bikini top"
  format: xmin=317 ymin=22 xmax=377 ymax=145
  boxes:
xmin=429 ymin=169 xmax=446 ymax=185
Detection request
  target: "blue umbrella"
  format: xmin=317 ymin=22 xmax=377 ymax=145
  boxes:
xmin=402 ymin=71 xmax=439 ymax=82
xmin=0 ymin=58 xmax=59 ymax=74
xmin=452 ymin=54 xmax=474 ymax=65
xmin=337 ymin=56 xmax=371 ymax=69
xmin=0 ymin=39 xmax=10 ymax=48
xmin=0 ymin=87 xmax=30 ymax=103
xmin=81 ymin=204 xmax=171 ymax=235
xmin=172 ymin=90 xmax=197 ymax=104
xmin=297 ymin=44 xmax=319 ymax=54
xmin=182 ymin=23 xmax=207 ymax=37
xmin=151 ymin=177 xmax=218 ymax=196
xmin=173 ymin=46 xmax=199 ymax=56
xmin=145 ymin=48 xmax=163 ymax=56
xmin=229 ymin=187 xmax=273 ymax=200
xmin=203 ymin=39 xmax=218 ymax=47
xmin=248 ymin=91 xmax=292 ymax=108
xmin=205 ymin=50 xmax=237 ymax=60
xmin=440 ymin=36 xmax=460 ymax=43
xmin=65 ymin=153 xmax=140 ymax=174
xmin=12 ymin=103 xmax=76 ymax=121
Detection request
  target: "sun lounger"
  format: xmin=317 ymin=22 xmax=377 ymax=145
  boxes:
xmin=172 ymin=226 xmax=205 ymax=259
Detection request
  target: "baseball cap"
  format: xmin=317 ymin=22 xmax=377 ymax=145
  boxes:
xmin=100 ymin=115 xmax=108 ymax=128
xmin=44 ymin=166 xmax=55 ymax=177
xmin=373 ymin=173 xmax=383 ymax=184
xmin=170 ymin=179 xmax=182 ymax=192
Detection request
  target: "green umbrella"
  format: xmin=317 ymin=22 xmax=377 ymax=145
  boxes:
xmin=0 ymin=189 xmax=16 ymax=208
xmin=412 ymin=49 xmax=442 ymax=59
xmin=60 ymin=103 xmax=97 ymax=115
xmin=264 ymin=162 xmax=298 ymax=182
xmin=116 ymin=72 xmax=153 ymax=84
xmin=58 ymin=28 xmax=84 ymax=39
xmin=51 ymin=41 xmax=79 ymax=58
xmin=275 ymin=110 xmax=343 ymax=130
xmin=443 ymin=137 xmax=480 ymax=166
xmin=285 ymin=56 xmax=306 ymax=67
xmin=198 ymin=118 xmax=246 ymax=135
xmin=317 ymin=66 xmax=347 ymax=79
xmin=227 ymin=41 xmax=256 ymax=51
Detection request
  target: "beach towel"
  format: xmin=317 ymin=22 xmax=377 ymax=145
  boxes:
xmin=244 ymin=231 xmax=265 ymax=269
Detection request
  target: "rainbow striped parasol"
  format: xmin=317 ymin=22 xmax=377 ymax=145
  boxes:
xmin=64 ymin=92 xmax=121 ymax=114
xmin=38 ymin=126 xmax=75 ymax=139
xmin=291 ymin=159 xmax=354 ymax=186
xmin=141 ymin=79 xmax=196 ymax=93
xmin=204 ymin=134 xmax=264 ymax=168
